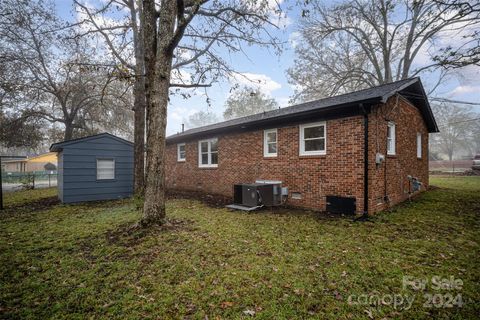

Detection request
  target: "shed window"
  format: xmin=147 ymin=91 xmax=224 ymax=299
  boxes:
xmin=299 ymin=122 xmax=326 ymax=156
xmin=387 ymin=122 xmax=396 ymax=155
xmin=97 ymin=159 xmax=115 ymax=180
xmin=177 ymin=143 xmax=186 ymax=162
xmin=264 ymin=129 xmax=277 ymax=157
xmin=198 ymin=138 xmax=218 ymax=168
xmin=417 ymin=133 xmax=422 ymax=159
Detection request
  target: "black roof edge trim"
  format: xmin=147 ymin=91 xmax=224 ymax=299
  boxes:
xmin=167 ymin=98 xmax=382 ymax=144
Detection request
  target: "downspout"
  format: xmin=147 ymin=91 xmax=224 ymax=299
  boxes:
xmin=361 ymin=103 xmax=370 ymax=219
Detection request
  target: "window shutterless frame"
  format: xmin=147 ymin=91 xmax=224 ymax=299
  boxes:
xmin=96 ymin=158 xmax=115 ymax=180
xmin=299 ymin=121 xmax=326 ymax=156
xmin=198 ymin=138 xmax=218 ymax=168
xmin=387 ymin=122 xmax=396 ymax=155
xmin=177 ymin=143 xmax=186 ymax=162
xmin=417 ymin=133 xmax=422 ymax=159
xmin=263 ymin=128 xmax=278 ymax=157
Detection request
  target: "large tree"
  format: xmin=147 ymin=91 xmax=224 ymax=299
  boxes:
xmin=430 ymin=103 xmax=478 ymax=161
xmin=0 ymin=0 xmax=133 ymax=141
xmin=288 ymin=0 xmax=480 ymax=101
xmin=140 ymin=0 xmax=282 ymax=225
xmin=224 ymin=87 xmax=279 ymax=120
xmin=185 ymin=110 xmax=220 ymax=129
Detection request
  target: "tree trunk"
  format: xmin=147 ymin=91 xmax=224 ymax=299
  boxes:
xmin=64 ymin=120 xmax=74 ymax=140
xmin=141 ymin=0 xmax=176 ymax=225
xmin=131 ymin=0 xmax=146 ymax=196
xmin=133 ymin=80 xmax=146 ymax=195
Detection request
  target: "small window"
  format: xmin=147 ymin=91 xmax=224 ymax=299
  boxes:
xmin=177 ymin=143 xmax=186 ymax=162
xmin=387 ymin=122 xmax=396 ymax=155
xmin=299 ymin=122 xmax=326 ymax=156
xmin=417 ymin=133 xmax=422 ymax=158
xmin=97 ymin=159 xmax=115 ymax=180
xmin=264 ymin=129 xmax=277 ymax=157
xmin=198 ymin=138 xmax=218 ymax=168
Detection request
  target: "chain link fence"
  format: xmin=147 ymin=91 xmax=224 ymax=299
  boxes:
xmin=1 ymin=171 xmax=57 ymax=192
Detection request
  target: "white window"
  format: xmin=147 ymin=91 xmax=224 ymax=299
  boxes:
xmin=417 ymin=133 xmax=422 ymax=158
xmin=198 ymin=138 xmax=218 ymax=168
xmin=97 ymin=159 xmax=115 ymax=180
xmin=387 ymin=122 xmax=396 ymax=155
xmin=264 ymin=129 xmax=277 ymax=157
xmin=299 ymin=122 xmax=326 ymax=156
xmin=177 ymin=143 xmax=186 ymax=162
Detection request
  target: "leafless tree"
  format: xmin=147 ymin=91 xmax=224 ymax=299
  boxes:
xmin=0 ymin=0 xmax=133 ymax=141
xmin=139 ymin=0 xmax=282 ymax=225
xmin=224 ymin=86 xmax=279 ymax=120
xmin=288 ymin=0 xmax=480 ymax=101
xmin=430 ymin=103 xmax=478 ymax=161
xmin=184 ymin=110 xmax=220 ymax=129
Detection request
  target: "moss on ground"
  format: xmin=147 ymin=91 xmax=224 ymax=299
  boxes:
xmin=0 ymin=177 xmax=479 ymax=319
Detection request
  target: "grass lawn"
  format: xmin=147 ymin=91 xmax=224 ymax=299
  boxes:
xmin=1 ymin=177 xmax=479 ymax=319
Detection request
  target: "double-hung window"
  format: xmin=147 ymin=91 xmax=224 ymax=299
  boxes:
xmin=97 ymin=159 xmax=115 ymax=180
xmin=387 ymin=122 xmax=396 ymax=155
xmin=264 ymin=129 xmax=277 ymax=157
xmin=299 ymin=122 xmax=326 ymax=156
xmin=198 ymin=138 xmax=218 ymax=168
xmin=177 ymin=143 xmax=186 ymax=162
xmin=417 ymin=133 xmax=422 ymax=158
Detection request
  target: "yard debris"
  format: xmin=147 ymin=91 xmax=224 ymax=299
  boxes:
xmin=243 ymin=309 xmax=256 ymax=316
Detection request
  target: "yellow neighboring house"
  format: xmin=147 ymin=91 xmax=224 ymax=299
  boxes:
xmin=2 ymin=153 xmax=58 ymax=173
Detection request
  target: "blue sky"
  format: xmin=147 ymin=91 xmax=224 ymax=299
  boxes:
xmin=55 ymin=0 xmax=479 ymax=135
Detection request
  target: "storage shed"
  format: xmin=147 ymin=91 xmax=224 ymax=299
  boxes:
xmin=50 ymin=133 xmax=134 ymax=203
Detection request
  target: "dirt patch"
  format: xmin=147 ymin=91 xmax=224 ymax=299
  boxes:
xmin=3 ymin=196 xmax=60 ymax=214
xmin=166 ymin=189 xmax=232 ymax=208
xmin=106 ymin=218 xmax=195 ymax=247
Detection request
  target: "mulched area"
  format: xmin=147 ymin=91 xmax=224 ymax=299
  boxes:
xmin=166 ymin=189 xmax=232 ymax=208
xmin=2 ymin=196 xmax=60 ymax=215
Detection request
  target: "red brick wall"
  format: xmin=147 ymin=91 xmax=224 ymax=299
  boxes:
xmin=166 ymin=116 xmax=366 ymax=212
xmin=166 ymin=95 xmax=430 ymax=214
xmin=368 ymin=95 xmax=429 ymax=212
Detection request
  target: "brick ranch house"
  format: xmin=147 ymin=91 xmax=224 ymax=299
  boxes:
xmin=165 ymin=78 xmax=439 ymax=214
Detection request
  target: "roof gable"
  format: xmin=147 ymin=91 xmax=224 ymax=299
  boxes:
xmin=50 ymin=133 xmax=133 ymax=152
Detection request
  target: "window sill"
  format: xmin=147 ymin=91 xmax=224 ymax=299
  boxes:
xmin=387 ymin=154 xmax=397 ymax=158
xmin=263 ymin=155 xmax=278 ymax=159
xmin=177 ymin=159 xmax=186 ymax=163
xmin=96 ymin=179 xmax=116 ymax=182
xmin=299 ymin=154 xmax=326 ymax=159
xmin=198 ymin=165 xmax=218 ymax=169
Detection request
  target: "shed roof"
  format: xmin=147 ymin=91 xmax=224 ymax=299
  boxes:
xmin=167 ymin=77 xmax=438 ymax=144
xmin=50 ymin=133 xmax=133 ymax=152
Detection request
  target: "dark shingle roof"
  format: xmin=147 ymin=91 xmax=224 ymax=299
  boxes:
xmin=50 ymin=133 xmax=133 ymax=152
xmin=167 ymin=77 xmax=438 ymax=143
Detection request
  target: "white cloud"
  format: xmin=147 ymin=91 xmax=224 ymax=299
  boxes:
xmin=288 ymin=31 xmax=301 ymax=49
xmin=448 ymin=85 xmax=480 ymax=96
xmin=230 ymin=72 xmax=281 ymax=96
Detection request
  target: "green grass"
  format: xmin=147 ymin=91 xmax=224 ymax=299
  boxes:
xmin=1 ymin=177 xmax=479 ymax=319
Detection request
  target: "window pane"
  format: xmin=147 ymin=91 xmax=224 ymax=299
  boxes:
xmin=304 ymin=126 xmax=324 ymax=139
xmin=201 ymin=141 xmax=208 ymax=153
xmin=211 ymin=152 xmax=218 ymax=164
xmin=266 ymin=132 xmax=276 ymax=143
xmin=201 ymin=153 xmax=208 ymax=164
xmin=179 ymin=144 xmax=185 ymax=152
xmin=268 ymin=143 xmax=277 ymax=154
xmin=210 ymin=139 xmax=218 ymax=152
xmin=97 ymin=159 xmax=114 ymax=179
xmin=179 ymin=150 xmax=185 ymax=159
xmin=305 ymin=139 xmax=324 ymax=151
